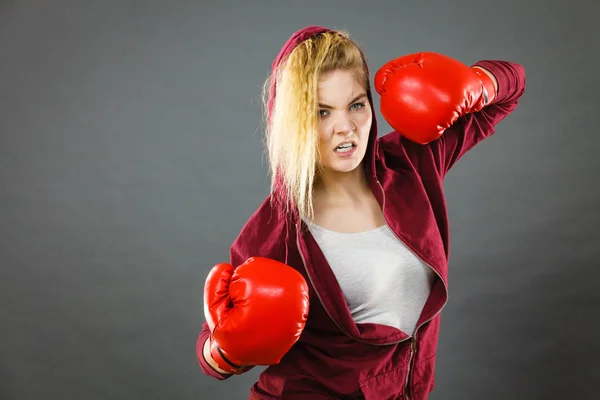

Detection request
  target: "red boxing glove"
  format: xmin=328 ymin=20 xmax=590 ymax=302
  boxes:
xmin=203 ymin=257 xmax=309 ymax=374
xmin=374 ymin=52 xmax=497 ymax=144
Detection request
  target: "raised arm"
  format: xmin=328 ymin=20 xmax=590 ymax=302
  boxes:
xmin=374 ymin=53 xmax=526 ymax=177
xmin=433 ymin=59 xmax=527 ymax=176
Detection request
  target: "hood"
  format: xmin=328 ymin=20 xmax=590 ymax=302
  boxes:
xmin=267 ymin=25 xmax=380 ymax=208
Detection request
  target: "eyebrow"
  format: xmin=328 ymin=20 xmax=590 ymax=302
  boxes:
xmin=318 ymin=93 xmax=368 ymax=109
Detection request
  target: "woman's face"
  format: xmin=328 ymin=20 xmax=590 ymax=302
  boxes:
xmin=316 ymin=69 xmax=372 ymax=175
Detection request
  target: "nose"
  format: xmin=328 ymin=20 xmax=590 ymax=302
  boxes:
xmin=334 ymin=112 xmax=356 ymax=135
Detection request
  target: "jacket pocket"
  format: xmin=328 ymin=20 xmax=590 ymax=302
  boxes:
xmin=358 ymin=365 xmax=407 ymax=400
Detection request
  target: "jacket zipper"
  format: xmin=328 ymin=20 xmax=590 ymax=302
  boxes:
xmin=375 ymin=179 xmax=449 ymax=398
xmin=404 ymin=337 xmax=417 ymax=400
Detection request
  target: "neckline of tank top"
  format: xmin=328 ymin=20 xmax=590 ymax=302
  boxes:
xmin=301 ymin=217 xmax=389 ymax=236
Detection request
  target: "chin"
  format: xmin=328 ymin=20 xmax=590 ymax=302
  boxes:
xmin=326 ymin=160 xmax=362 ymax=174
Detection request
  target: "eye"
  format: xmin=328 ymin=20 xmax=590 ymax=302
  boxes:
xmin=319 ymin=109 xmax=330 ymax=118
xmin=350 ymin=102 xmax=365 ymax=111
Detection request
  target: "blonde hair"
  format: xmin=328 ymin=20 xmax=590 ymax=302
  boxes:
xmin=262 ymin=30 xmax=368 ymax=221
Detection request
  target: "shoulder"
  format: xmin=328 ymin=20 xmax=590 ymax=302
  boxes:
xmin=229 ymin=193 xmax=289 ymax=265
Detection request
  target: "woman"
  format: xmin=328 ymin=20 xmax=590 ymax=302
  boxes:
xmin=197 ymin=25 xmax=526 ymax=399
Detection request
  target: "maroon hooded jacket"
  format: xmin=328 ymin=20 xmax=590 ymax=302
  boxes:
xmin=197 ymin=26 xmax=526 ymax=399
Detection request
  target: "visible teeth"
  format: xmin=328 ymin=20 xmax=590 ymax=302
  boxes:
xmin=335 ymin=143 xmax=354 ymax=153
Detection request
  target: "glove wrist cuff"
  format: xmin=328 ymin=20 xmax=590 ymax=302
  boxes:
xmin=472 ymin=67 xmax=497 ymax=105
xmin=209 ymin=338 xmax=252 ymax=375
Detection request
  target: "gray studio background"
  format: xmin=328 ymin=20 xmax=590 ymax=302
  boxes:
xmin=1 ymin=1 xmax=598 ymax=399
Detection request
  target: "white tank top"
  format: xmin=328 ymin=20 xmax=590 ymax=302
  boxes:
xmin=305 ymin=220 xmax=436 ymax=336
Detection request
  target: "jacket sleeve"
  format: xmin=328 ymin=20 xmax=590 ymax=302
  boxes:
xmin=196 ymin=240 xmax=255 ymax=381
xmin=430 ymin=60 xmax=527 ymax=177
